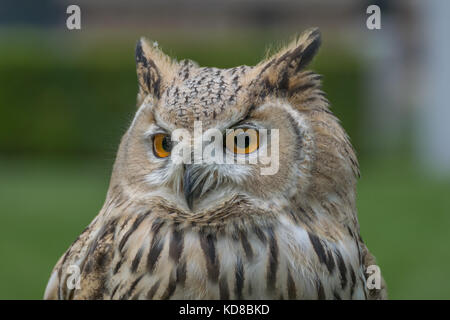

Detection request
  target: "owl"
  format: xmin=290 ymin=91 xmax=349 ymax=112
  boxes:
xmin=44 ymin=28 xmax=386 ymax=300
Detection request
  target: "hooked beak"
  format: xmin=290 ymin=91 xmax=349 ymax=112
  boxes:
xmin=183 ymin=164 xmax=201 ymax=211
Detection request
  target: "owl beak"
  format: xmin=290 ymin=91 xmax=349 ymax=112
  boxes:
xmin=183 ymin=164 xmax=217 ymax=211
xmin=183 ymin=164 xmax=198 ymax=210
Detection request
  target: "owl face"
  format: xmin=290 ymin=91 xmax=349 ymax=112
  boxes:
xmin=110 ymin=28 xmax=358 ymax=216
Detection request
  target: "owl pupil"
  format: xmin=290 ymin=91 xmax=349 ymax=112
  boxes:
xmin=234 ymin=134 xmax=250 ymax=149
xmin=162 ymin=136 xmax=172 ymax=151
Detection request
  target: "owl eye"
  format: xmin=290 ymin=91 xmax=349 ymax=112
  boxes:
xmin=153 ymin=133 xmax=172 ymax=158
xmin=225 ymin=128 xmax=260 ymax=154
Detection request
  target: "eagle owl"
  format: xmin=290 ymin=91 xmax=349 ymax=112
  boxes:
xmin=44 ymin=28 xmax=386 ymax=300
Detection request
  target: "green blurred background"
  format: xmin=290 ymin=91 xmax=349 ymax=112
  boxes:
xmin=1 ymin=0 xmax=449 ymax=299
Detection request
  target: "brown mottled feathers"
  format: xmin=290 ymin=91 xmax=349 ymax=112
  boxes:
xmin=44 ymin=28 xmax=386 ymax=300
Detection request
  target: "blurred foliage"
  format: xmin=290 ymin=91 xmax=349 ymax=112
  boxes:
xmin=357 ymin=157 xmax=450 ymax=299
xmin=0 ymin=30 xmax=364 ymax=157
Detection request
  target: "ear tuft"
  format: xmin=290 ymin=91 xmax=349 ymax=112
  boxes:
xmin=256 ymin=28 xmax=321 ymax=91
xmin=135 ymin=38 xmax=175 ymax=102
xmin=293 ymin=27 xmax=321 ymax=71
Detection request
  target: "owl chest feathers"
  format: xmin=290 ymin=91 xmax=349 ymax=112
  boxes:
xmin=68 ymin=206 xmax=369 ymax=300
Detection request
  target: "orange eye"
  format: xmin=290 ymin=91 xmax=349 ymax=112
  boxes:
xmin=225 ymin=128 xmax=260 ymax=154
xmin=153 ymin=133 xmax=172 ymax=158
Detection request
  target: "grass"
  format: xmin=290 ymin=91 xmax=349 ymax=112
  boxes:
xmin=357 ymin=157 xmax=450 ymax=299
xmin=0 ymin=156 xmax=449 ymax=299
xmin=0 ymin=157 xmax=111 ymax=299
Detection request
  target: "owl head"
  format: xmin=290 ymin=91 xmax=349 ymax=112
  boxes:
xmin=108 ymin=28 xmax=359 ymax=218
